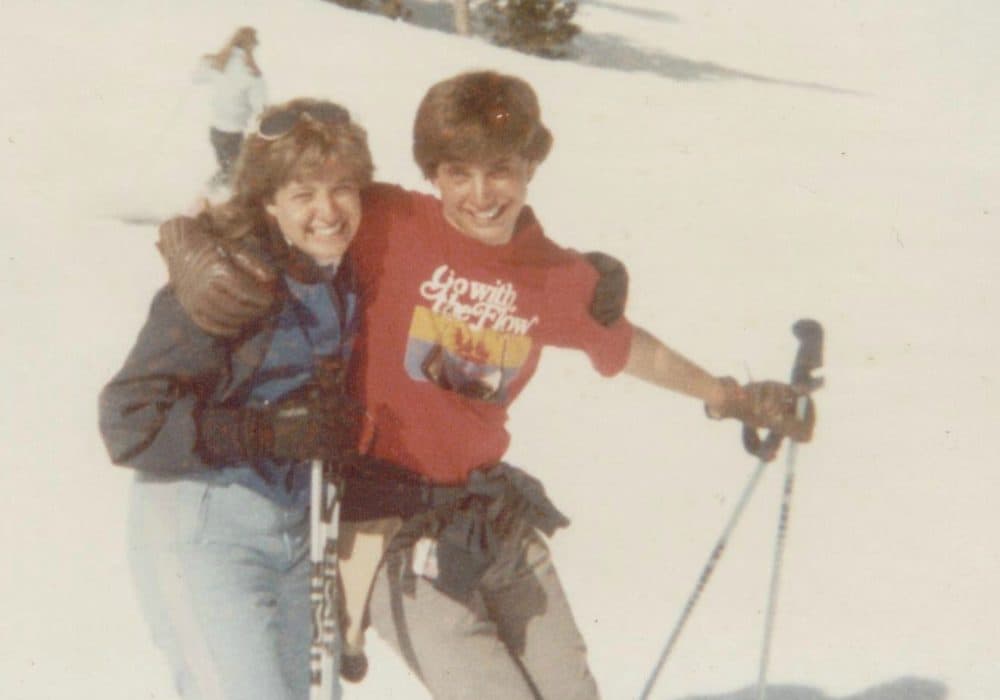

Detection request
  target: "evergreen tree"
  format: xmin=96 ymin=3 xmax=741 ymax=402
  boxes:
xmin=479 ymin=0 xmax=580 ymax=58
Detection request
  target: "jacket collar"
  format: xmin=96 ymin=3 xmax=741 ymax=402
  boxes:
xmin=215 ymin=224 xmax=359 ymax=404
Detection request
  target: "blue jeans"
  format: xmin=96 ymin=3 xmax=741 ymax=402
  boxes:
xmin=127 ymin=474 xmax=339 ymax=700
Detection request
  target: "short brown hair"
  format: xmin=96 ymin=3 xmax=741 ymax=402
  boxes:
xmin=412 ymin=71 xmax=553 ymax=178
xmin=205 ymin=98 xmax=374 ymax=240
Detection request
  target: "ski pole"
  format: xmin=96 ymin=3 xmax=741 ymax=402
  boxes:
xmin=640 ymin=320 xmax=823 ymax=699
xmin=639 ymin=456 xmax=771 ymax=700
xmin=309 ymin=458 xmax=341 ymax=700
xmin=754 ymin=320 xmax=823 ymax=700
xmin=755 ymin=415 xmax=798 ymax=700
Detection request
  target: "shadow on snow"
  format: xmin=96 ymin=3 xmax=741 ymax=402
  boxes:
xmin=583 ymin=0 xmax=680 ymax=23
xmin=571 ymin=32 xmax=862 ymax=95
xmin=677 ymin=676 xmax=947 ymax=700
xmin=337 ymin=0 xmax=860 ymax=95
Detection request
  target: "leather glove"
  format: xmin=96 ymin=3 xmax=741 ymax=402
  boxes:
xmin=583 ymin=251 xmax=628 ymax=326
xmin=158 ymin=217 xmax=278 ymax=337
xmin=267 ymin=382 xmax=365 ymax=461
xmin=198 ymin=382 xmax=365 ymax=464
xmin=706 ymin=377 xmax=814 ymax=442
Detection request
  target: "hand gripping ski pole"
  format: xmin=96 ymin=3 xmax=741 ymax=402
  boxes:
xmin=639 ymin=320 xmax=823 ymax=700
xmin=309 ymin=459 xmax=341 ymax=700
xmin=742 ymin=321 xmax=823 ymax=461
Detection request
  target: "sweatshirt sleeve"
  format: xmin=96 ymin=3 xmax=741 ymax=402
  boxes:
xmin=543 ymin=254 xmax=634 ymax=377
xmin=98 ymin=287 xmax=228 ymax=474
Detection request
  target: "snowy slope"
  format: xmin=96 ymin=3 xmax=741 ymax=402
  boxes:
xmin=1 ymin=0 xmax=998 ymax=698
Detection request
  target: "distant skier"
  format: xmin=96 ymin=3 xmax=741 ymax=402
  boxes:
xmin=194 ymin=26 xmax=268 ymax=188
xmin=99 ymin=99 xmax=371 ymax=700
xmin=154 ymin=70 xmax=814 ymax=699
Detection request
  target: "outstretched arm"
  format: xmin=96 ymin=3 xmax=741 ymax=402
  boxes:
xmin=623 ymin=325 xmax=813 ymax=441
xmin=624 ymin=325 xmax=728 ymax=409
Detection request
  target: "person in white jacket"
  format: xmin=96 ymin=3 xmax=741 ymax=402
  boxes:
xmin=194 ymin=26 xmax=268 ymax=186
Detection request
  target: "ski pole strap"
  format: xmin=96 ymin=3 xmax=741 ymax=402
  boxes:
xmin=742 ymin=319 xmax=824 ymax=461
xmin=742 ymin=424 xmax=784 ymax=463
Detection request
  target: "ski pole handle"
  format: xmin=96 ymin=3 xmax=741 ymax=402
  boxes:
xmin=742 ymin=319 xmax=824 ymax=461
xmin=789 ymin=319 xmax=824 ymax=390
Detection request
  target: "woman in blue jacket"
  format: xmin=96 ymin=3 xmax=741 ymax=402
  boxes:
xmin=99 ymin=99 xmax=370 ymax=700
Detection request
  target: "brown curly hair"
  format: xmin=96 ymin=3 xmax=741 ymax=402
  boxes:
xmin=413 ymin=71 xmax=553 ymax=179
xmin=200 ymin=98 xmax=374 ymax=241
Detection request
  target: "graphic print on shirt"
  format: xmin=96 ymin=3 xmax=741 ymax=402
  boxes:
xmin=403 ymin=264 xmax=537 ymax=404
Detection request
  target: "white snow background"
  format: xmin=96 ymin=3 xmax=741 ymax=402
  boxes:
xmin=1 ymin=0 xmax=997 ymax=698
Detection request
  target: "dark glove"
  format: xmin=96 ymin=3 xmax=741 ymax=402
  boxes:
xmin=158 ymin=217 xmax=278 ymax=337
xmin=583 ymin=251 xmax=628 ymax=326
xmin=706 ymin=377 xmax=814 ymax=442
xmin=197 ymin=382 xmax=364 ymax=464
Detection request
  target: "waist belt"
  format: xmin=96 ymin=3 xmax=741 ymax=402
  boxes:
xmin=343 ymin=460 xmax=570 ymax=600
xmin=338 ymin=457 xmax=469 ymax=523
xmin=339 ymin=459 xmax=570 ymax=553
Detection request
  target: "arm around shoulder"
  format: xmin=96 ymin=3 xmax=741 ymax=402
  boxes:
xmin=157 ymin=215 xmax=278 ymax=337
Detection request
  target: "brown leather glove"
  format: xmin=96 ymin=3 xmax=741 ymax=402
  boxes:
xmin=158 ymin=217 xmax=278 ymax=337
xmin=707 ymin=377 xmax=815 ymax=442
xmin=583 ymin=251 xmax=628 ymax=326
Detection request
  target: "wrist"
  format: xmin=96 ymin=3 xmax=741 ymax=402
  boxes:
xmin=704 ymin=376 xmax=739 ymax=420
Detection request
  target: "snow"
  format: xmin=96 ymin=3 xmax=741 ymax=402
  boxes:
xmin=2 ymin=0 xmax=997 ymax=698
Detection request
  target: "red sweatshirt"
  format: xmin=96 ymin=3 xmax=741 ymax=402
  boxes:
xmin=350 ymin=184 xmax=633 ymax=484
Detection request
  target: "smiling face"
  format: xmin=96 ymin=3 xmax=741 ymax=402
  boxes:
xmin=431 ymin=155 xmax=536 ymax=246
xmin=265 ymin=157 xmax=362 ymax=266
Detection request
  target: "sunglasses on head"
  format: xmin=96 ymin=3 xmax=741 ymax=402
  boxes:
xmin=255 ymin=101 xmax=350 ymax=140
